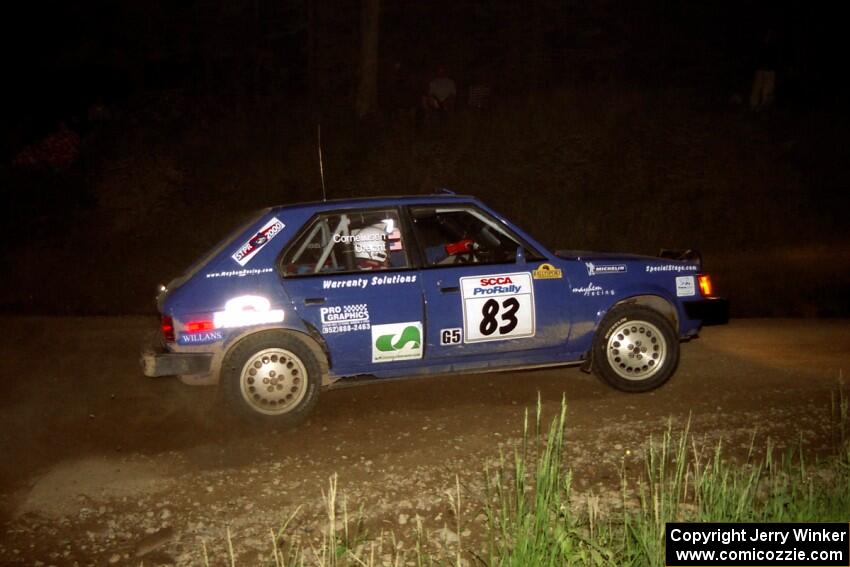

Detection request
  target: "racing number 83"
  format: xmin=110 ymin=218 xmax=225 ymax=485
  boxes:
xmin=480 ymin=297 xmax=520 ymax=336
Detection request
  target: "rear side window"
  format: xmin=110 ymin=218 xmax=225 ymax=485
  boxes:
xmin=281 ymin=209 xmax=408 ymax=276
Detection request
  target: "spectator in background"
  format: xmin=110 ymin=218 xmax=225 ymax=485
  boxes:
xmin=422 ymin=65 xmax=457 ymax=112
xmin=750 ymin=30 xmax=778 ymax=111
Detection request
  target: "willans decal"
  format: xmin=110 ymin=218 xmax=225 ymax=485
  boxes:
xmin=177 ymin=330 xmax=224 ymax=345
xmin=232 ymin=217 xmax=285 ymax=266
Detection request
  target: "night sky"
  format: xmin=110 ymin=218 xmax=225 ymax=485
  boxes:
xmin=2 ymin=0 xmax=849 ymax=316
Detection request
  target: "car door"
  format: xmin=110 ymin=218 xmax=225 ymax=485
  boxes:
xmin=409 ymin=204 xmax=571 ymax=361
xmin=280 ymin=207 xmax=424 ymax=375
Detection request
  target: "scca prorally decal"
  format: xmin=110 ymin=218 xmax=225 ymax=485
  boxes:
xmin=213 ymin=295 xmax=284 ymax=329
xmin=460 ymin=272 xmax=535 ymax=343
xmin=571 ymin=283 xmax=615 ymax=297
xmin=322 ymin=273 xmax=417 ymax=290
xmin=585 ymin=262 xmax=627 ymax=276
xmin=675 ymin=275 xmax=696 ymax=297
xmin=232 ymin=217 xmax=285 ymax=266
xmin=320 ymin=304 xmax=370 ymax=334
xmin=206 ymin=267 xmax=274 ymax=278
xmin=371 ymin=322 xmax=423 ymax=363
xmin=646 ymin=264 xmax=698 ymax=273
xmin=177 ymin=330 xmax=223 ymax=345
xmin=532 ymin=263 xmax=563 ymax=280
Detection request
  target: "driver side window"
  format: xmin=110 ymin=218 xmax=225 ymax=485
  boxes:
xmin=410 ymin=206 xmax=533 ymax=267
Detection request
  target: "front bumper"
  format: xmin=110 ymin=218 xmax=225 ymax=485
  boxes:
xmin=683 ymin=297 xmax=730 ymax=326
xmin=141 ymin=350 xmax=213 ymax=377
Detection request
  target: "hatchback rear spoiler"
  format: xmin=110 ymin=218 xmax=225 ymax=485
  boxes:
xmin=658 ymin=248 xmax=702 ymax=269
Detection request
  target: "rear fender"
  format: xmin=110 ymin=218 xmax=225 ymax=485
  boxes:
xmin=218 ymin=322 xmax=331 ymax=386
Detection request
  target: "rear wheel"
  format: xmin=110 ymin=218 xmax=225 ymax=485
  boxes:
xmin=592 ymin=305 xmax=679 ymax=392
xmin=221 ymin=330 xmax=322 ymax=425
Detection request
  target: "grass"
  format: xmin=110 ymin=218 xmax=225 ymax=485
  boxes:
xmin=198 ymin=385 xmax=850 ymax=566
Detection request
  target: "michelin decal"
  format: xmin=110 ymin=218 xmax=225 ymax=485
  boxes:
xmin=586 ymin=262 xmax=627 ymax=276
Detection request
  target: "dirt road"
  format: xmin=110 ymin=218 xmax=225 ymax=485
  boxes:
xmin=0 ymin=318 xmax=847 ymax=565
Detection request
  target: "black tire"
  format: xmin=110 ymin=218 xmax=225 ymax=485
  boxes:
xmin=592 ymin=305 xmax=679 ymax=392
xmin=221 ymin=330 xmax=323 ymax=425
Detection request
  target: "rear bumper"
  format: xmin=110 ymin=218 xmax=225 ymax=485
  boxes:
xmin=141 ymin=350 xmax=213 ymax=377
xmin=683 ymin=297 xmax=730 ymax=326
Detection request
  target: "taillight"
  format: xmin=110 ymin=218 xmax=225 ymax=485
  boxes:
xmin=185 ymin=320 xmax=215 ymax=332
xmin=161 ymin=315 xmax=175 ymax=343
xmin=698 ymin=274 xmax=713 ymax=297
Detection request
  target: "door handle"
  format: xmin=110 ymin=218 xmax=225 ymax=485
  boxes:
xmin=304 ymin=297 xmax=326 ymax=305
xmin=439 ymin=286 xmax=460 ymax=293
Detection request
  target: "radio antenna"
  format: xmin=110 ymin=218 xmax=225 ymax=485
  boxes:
xmin=317 ymin=124 xmax=327 ymax=202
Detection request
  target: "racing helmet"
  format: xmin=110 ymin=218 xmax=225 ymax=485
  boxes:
xmin=351 ymin=224 xmax=388 ymax=265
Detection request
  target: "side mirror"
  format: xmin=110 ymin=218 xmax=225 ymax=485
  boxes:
xmin=516 ymin=246 xmax=526 ymax=265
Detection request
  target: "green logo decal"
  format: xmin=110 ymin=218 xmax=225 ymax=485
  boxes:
xmin=375 ymin=325 xmax=421 ymax=352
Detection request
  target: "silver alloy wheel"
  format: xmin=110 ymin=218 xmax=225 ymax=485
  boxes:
xmin=239 ymin=348 xmax=308 ymax=415
xmin=605 ymin=320 xmax=667 ymax=381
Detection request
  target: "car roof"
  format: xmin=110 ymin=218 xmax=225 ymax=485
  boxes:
xmin=269 ymin=192 xmax=480 ymax=215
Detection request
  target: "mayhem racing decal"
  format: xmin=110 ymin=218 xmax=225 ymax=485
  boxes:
xmin=177 ymin=330 xmax=223 ymax=345
xmin=460 ymin=272 xmax=535 ymax=343
xmin=320 ymin=304 xmax=370 ymax=334
xmin=646 ymin=264 xmax=698 ymax=273
xmin=532 ymin=263 xmax=563 ymax=280
xmin=206 ymin=267 xmax=274 ymax=279
xmin=571 ymin=283 xmax=615 ymax=297
xmin=231 ymin=217 xmax=285 ymax=266
xmin=586 ymin=262 xmax=627 ymax=276
xmin=440 ymin=328 xmax=462 ymax=345
xmin=213 ymin=295 xmax=285 ymax=328
xmin=371 ymin=322 xmax=423 ymax=363
xmin=675 ymin=275 xmax=696 ymax=297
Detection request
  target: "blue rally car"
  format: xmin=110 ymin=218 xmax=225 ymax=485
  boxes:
xmin=142 ymin=192 xmax=728 ymax=424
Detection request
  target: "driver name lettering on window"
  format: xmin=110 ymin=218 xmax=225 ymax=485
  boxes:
xmin=283 ymin=210 xmax=407 ymax=276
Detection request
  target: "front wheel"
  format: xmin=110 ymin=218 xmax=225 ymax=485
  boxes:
xmin=221 ymin=330 xmax=322 ymax=425
xmin=592 ymin=305 xmax=679 ymax=392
